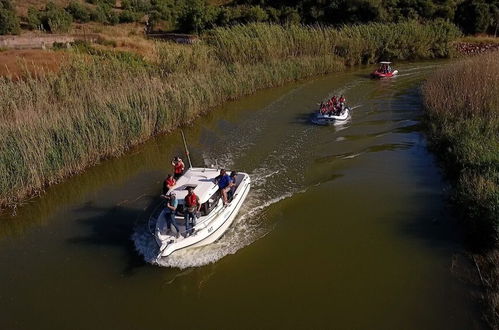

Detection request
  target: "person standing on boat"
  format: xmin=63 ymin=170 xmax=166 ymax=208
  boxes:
xmin=162 ymin=192 xmax=179 ymax=236
xmin=163 ymin=174 xmax=176 ymax=194
xmin=184 ymin=187 xmax=200 ymax=236
xmin=215 ymin=169 xmax=231 ymax=206
xmin=172 ymin=156 xmax=185 ymax=180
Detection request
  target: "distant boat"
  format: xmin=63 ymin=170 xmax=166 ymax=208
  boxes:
xmin=371 ymin=61 xmax=398 ymax=78
xmin=152 ymin=167 xmax=251 ymax=260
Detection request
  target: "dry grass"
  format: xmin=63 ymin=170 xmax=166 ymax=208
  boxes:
xmin=0 ymin=49 xmax=68 ymax=78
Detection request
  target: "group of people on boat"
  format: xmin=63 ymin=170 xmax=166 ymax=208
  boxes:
xmin=160 ymin=156 xmax=238 ymax=237
xmin=379 ymin=63 xmax=393 ymax=74
xmin=319 ymin=95 xmax=346 ymax=116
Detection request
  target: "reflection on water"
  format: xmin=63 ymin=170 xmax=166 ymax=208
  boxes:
xmin=0 ymin=61 xmax=485 ymax=330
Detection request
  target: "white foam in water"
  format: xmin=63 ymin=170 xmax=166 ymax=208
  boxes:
xmin=342 ymin=152 xmax=362 ymax=159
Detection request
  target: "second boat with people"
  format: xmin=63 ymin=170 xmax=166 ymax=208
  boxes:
xmin=313 ymin=94 xmax=351 ymax=125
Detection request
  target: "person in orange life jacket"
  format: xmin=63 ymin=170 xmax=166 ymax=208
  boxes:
xmin=332 ymin=95 xmax=338 ymax=106
xmin=172 ymin=156 xmax=185 ymax=180
xmin=160 ymin=192 xmax=179 ymax=236
xmin=214 ymin=169 xmax=231 ymax=206
xmin=339 ymin=95 xmax=346 ymax=104
xmin=162 ymin=174 xmax=176 ymax=194
xmin=184 ymin=187 xmax=200 ymax=235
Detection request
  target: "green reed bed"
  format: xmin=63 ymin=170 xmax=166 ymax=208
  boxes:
xmin=0 ymin=21 xmax=460 ymax=209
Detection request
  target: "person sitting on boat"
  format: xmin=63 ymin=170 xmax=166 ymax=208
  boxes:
xmin=161 ymin=192 xmax=179 ymax=236
xmin=162 ymin=174 xmax=176 ymax=194
xmin=320 ymin=102 xmax=327 ymax=114
xmin=172 ymin=156 xmax=185 ymax=180
xmin=339 ymin=95 xmax=346 ymax=105
xmin=227 ymin=171 xmax=237 ymax=201
xmin=184 ymin=187 xmax=200 ymax=236
xmin=332 ymin=95 xmax=338 ymax=107
xmin=215 ymin=169 xmax=231 ymax=206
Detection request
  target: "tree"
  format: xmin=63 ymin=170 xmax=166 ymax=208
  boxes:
xmin=66 ymin=1 xmax=91 ymax=22
xmin=177 ymin=0 xmax=217 ymax=33
xmin=27 ymin=6 xmax=41 ymax=30
xmin=0 ymin=0 xmax=20 ymax=35
xmin=241 ymin=5 xmax=269 ymax=22
xmin=455 ymin=0 xmax=491 ymax=34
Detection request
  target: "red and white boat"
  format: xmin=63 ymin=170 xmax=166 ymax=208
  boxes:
xmin=371 ymin=61 xmax=398 ymax=78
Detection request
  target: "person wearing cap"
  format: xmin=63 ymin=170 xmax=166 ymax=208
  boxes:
xmin=184 ymin=187 xmax=200 ymax=236
xmin=161 ymin=191 xmax=179 ymax=236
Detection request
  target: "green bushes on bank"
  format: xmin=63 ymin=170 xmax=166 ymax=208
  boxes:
xmin=0 ymin=0 xmax=19 ymax=35
xmin=422 ymin=52 xmax=499 ymax=246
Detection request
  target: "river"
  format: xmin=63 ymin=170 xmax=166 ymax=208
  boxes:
xmin=0 ymin=61 xmax=484 ymax=329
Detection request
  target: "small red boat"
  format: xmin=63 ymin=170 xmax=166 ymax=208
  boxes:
xmin=371 ymin=61 xmax=398 ymax=78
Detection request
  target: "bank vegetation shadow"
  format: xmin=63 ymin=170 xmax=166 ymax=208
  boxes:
xmin=395 ymin=192 xmax=464 ymax=250
xmin=67 ymin=197 xmax=161 ymax=275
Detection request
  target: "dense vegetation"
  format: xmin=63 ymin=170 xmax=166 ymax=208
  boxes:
xmin=423 ymin=52 xmax=498 ymax=246
xmin=0 ymin=0 xmax=497 ymax=35
xmin=422 ymin=52 xmax=498 ymax=327
xmin=0 ymin=21 xmax=460 ymax=208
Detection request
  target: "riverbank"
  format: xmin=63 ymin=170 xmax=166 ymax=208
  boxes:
xmin=422 ymin=52 xmax=499 ymax=328
xmin=0 ymin=21 xmax=461 ymax=210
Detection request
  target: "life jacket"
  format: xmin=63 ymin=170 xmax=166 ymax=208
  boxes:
xmin=185 ymin=193 xmax=198 ymax=207
xmin=166 ymin=177 xmax=176 ymax=187
xmin=174 ymin=161 xmax=184 ymax=174
xmin=339 ymin=97 xmax=345 ymax=103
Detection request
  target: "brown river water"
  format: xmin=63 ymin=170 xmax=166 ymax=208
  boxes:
xmin=0 ymin=61 xmax=485 ymax=329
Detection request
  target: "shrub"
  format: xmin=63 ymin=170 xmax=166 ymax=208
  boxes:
xmin=241 ymin=6 xmax=268 ymax=23
xmin=107 ymin=9 xmax=119 ymax=25
xmin=0 ymin=0 xmax=20 ymax=35
xmin=66 ymin=1 xmax=91 ymax=23
xmin=119 ymin=10 xmax=141 ymax=23
xmin=90 ymin=5 xmax=107 ymax=23
xmin=40 ymin=2 xmax=73 ymax=33
xmin=27 ymin=6 xmax=42 ymax=30
xmin=177 ymin=0 xmax=218 ymax=33
xmin=455 ymin=0 xmax=492 ymax=34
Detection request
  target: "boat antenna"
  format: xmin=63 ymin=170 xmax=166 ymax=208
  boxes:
xmin=181 ymin=129 xmax=193 ymax=169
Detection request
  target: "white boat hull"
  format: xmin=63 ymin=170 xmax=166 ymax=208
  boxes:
xmin=154 ymin=173 xmax=251 ymax=259
xmin=313 ymin=108 xmax=350 ymax=125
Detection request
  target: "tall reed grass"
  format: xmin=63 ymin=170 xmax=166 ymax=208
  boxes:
xmin=0 ymin=21 xmax=461 ymax=209
xmin=423 ymin=52 xmax=498 ymax=244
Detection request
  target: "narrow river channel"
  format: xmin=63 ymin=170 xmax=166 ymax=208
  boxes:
xmin=0 ymin=61 xmax=484 ymax=329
